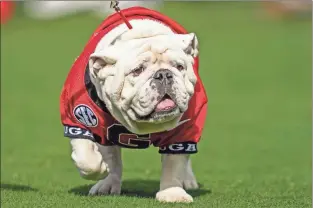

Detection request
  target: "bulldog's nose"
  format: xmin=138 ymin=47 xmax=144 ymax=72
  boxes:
xmin=153 ymin=69 xmax=173 ymax=82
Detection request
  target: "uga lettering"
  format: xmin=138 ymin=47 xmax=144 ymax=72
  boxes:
xmin=64 ymin=125 xmax=94 ymax=139
xmin=186 ymin=143 xmax=197 ymax=152
xmin=168 ymin=144 xmax=184 ymax=151
xmin=69 ymin=127 xmax=82 ymax=135
xmin=159 ymin=142 xmax=198 ymax=154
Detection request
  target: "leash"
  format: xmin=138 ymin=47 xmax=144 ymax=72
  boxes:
xmin=110 ymin=0 xmax=133 ymax=29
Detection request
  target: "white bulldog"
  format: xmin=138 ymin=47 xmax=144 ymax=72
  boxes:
xmin=61 ymin=8 xmax=207 ymax=203
xmin=89 ymin=21 xmax=198 ymax=135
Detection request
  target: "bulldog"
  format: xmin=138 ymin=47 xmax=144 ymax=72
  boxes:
xmin=60 ymin=7 xmax=208 ymax=203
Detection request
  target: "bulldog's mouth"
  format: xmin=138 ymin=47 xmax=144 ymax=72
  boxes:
xmin=155 ymin=94 xmax=177 ymax=112
xmin=136 ymin=94 xmax=178 ymax=120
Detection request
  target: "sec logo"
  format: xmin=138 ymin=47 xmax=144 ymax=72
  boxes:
xmin=73 ymin=104 xmax=98 ymax=127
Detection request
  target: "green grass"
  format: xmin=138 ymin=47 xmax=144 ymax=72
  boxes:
xmin=1 ymin=2 xmax=311 ymax=208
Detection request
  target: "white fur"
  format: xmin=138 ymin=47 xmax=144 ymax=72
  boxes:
xmin=70 ymin=18 xmax=200 ymax=203
xmin=156 ymin=155 xmax=195 ymax=203
xmin=71 ymin=140 xmax=199 ymax=202
xmin=89 ymin=145 xmax=122 ymax=195
xmin=89 ymin=19 xmax=198 ymax=134
xmin=183 ymin=159 xmax=199 ymax=190
xmin=94 ymin=19 xmax=174 ymax=53
xmin=70 ymin=139 xmax=109 ymax=180
xmin=156 ymin=187 xmax=193 ymax=203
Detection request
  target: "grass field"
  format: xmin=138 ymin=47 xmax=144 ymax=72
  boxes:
xmin=1 ymin=2 xmax=312 ymax=208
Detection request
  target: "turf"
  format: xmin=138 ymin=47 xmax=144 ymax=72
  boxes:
xmin=1 ymin=2 xmax=312 ymax=208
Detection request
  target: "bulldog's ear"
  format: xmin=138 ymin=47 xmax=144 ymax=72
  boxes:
xmin=177 ymin=33 xmax=199 ymax=58
xmin=89 ymin=48 xmax=118 ymax=77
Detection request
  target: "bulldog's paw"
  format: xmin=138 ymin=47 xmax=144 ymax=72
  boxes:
xmin=79 ymin=161 xmax=109 ymax=181
xmin=71 ymin=139 xmax=109 ymax=181
xmin=89 ymin=174 xmax=121 ymax=195
xmin=156 ymin=187 xmax=193 ymax=203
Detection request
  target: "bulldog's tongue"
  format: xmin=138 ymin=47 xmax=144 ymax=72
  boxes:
xmin=155 ymin=98 xmax=176 ymax=112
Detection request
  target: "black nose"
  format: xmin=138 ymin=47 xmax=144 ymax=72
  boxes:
xmin=153 ymin=69 xmax=173 ymax=82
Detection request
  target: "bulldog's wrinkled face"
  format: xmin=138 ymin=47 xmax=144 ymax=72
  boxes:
xmin=88 ymin=32 xmax=199 ymax=134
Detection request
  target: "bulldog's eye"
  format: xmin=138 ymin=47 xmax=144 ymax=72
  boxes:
xmin=132 ymin=65 xmax=145 ymax=76
xmin=176 ymin=64 xmax=185 ymax=71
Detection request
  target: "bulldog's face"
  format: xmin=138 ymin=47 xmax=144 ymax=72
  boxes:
xmin=88 ymin=32 xmax=199 ymax=134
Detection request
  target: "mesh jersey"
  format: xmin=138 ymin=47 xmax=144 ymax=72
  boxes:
xmin=60 ymin=7 xmax=208 ymax=154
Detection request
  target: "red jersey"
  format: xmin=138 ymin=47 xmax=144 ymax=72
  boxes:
xmin=60 ymin=7 xmax=208 ymax=154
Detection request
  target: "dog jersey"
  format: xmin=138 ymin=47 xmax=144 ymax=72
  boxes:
xmin=60 ymin=7 xmax=208 ymax=154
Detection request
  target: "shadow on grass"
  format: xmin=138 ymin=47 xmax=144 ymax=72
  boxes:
xmin=69 ymin=179 xmax=211 ymax=198
xmin=1 ymin=183 xmax=38 ymax=192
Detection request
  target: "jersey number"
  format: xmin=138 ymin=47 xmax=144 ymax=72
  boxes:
xmin=107 ymin=124 xmax=151 ymax=149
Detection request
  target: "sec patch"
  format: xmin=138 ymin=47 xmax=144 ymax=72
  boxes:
xmin=73 ymin=104 xmax=98 ymax=127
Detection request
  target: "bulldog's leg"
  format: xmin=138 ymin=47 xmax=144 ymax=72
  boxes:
xmin=70 ymin=139 xmax=109 ymax=181
xmin=182 ymin=158 xmax=199 ymax=190
xmin=89 ymin=145 xmax=122 ymax=195
xmin=156 ymin=154 xmax=194 ymax=203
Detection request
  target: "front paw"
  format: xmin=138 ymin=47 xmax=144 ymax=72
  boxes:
xmin=71 ymin=139 xmax=109 ymax=181
xmin=156 ymin=187 xmax=193 ymax=203
xmin=89 ymin=174 xmax=121 ymax=195
xmin=78 ymin=160 xmax=109 ymax=181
